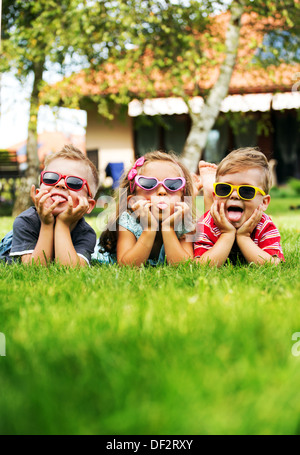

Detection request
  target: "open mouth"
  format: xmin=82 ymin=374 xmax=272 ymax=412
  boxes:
xmin=51 ymin=193 xmax=68 ymax=204
xmin=226 ymin=205 xmax=244 ymax=223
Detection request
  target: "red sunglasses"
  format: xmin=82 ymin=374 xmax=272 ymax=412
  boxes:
xmin=40 ymin=171 xmax=92 ymax=197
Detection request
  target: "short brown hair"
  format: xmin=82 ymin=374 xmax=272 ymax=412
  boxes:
xmin=44 ymin=144 xmax=99 ymax=197
xmin=216 ymin=147 xmax=271 ymax=193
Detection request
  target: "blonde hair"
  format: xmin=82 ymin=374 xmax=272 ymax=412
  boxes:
xmin=216 ymin=147 xmax=271 ymax=193
xmin=99 ymin=150 xmax=195 ymax=253
xmin=44 ymin=144 xmax=99 ymax=197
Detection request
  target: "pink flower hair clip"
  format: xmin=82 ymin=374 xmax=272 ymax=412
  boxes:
xmin=128 ymin=156 xmax=145 ymax=192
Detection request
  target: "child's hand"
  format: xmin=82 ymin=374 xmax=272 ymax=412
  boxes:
xmin=56 ymin=195 xmax=90 ymax=228
xmin=161 ymin=201 xmax=191 ymax=231
xmin=131 ymin=199 xmax=158 ymax=231
xmin=236 ymin=205 xmax=263 ymax=237
xmin=210 ymin=201 xmax=236 ymax=235
xmin=31 ymin=185 xmax=60 ymax=225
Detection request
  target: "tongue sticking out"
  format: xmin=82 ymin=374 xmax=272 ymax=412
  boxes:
xmin=227 ymin=208 xmax=243 ymax=223
xmin=52 ymin=195 xmax=67 ymax=203
xmin=157 ymin=202 xmax=168 ymax=210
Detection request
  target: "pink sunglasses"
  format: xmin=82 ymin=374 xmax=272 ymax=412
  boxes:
xmin=130 ymin=175 xmax=186 ymax=193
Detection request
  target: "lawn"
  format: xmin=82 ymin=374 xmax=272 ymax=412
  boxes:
xmin=0 ymin=197 xmax=300 ymax=435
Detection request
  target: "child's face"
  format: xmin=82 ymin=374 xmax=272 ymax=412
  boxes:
xmin=213 ymin=168 xmax=270 ymax=228
xmin=38 ymin=158 xmax=94 ymax=216
xmin=130 ymin=160 xmax=185 ymax=217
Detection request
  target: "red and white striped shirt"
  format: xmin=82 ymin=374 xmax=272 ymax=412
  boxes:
xmin=194 ymin=211 xmax=285 ymax=261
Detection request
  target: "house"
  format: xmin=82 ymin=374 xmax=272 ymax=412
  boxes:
xmin=7 ymin=131 xmax=86 ymax=171
xmin=42 ymin=11 xmax=300 ymax=184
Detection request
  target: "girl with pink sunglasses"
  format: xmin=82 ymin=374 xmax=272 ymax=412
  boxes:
xmin=94 ymin=151 xmax=195 ymax=266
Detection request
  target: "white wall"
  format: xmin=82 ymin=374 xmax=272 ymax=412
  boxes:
xmin=86 ymin=106 xmax=135 ymax=182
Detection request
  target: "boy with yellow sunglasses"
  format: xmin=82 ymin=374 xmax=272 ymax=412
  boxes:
xmin=194 ymin=148 xmax=284 ymax=266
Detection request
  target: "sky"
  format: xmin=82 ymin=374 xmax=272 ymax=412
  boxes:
xmin=0 ymin=72 xmax=87 ymax=149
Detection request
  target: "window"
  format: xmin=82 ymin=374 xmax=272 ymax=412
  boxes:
xmin=134 ymin=115 xmax=190 ymax=157
xmin=163 ymin=115 xmax=190 ymax=156
xmin=134 ymin=121 xmax=160 ymax=157
xmin=273 ymin=111 xmax=300 ymax=183
xmin=233 ymin=118 xmax=258 ymax=149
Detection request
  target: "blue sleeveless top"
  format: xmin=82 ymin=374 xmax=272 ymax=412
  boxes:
xmin=91 ymin=211 xmax=193 ymax=266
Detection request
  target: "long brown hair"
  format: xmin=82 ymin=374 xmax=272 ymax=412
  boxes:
xmin=99 ymin=150 xmax=195 ymax=253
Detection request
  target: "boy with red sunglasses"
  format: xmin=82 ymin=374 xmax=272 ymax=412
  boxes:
xmin=194 ymin=148 xmax=284 ymax=266
xmin=1 ymin=145 xmax=98 ymax=266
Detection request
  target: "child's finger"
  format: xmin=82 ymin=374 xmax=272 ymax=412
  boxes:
xmin=219 ymin=202 xmax=226 ymax=219
xmin=141 ymin=202 xmax=152 ymax=215
xmin=173 ymin=208 xmax=184 ymax=222
xmin=216 ymin=203 xmax=225 ymax=223
xmin=245 ymin=208 xmax=262 ymax=229
xmin=176 ymin=201 xmax=186 ymax=212
xmin=131 ymin=200 xmax=145 ymax=211
xmin=38 ymin=192 xmax=53 ymax=205
xmin=173 ymin=206 xmax=183 ymax=218
xmin=210 ymin=202 xmax=219 ymax=222
xmin=34 ymin=188 xmax=47 ymax=201
xmin=214 ymin=202 xmax=224 ymax=225
xmin=214 ymin=200 xmax=221 ymax=213
xmin=75 ymin=197 xmax=89 ymax=216
xmin=77 ymin=195 xmax=86 ymax=207
xmin=48 ymin=199 xmax=61 ymax=211
xmin=210 ymin=200 xmax=217 ymax=211
xmin=65 ymin=196 xmax=73 ymax=213
xmin=78 ymin=196 xmax=89 ymax=213
xmin=181 ymin=201 xmax=190 ymax=209
xmin=173 ymin=204 xmax=182 ymax=214
xmin=252 ymin=206 xmax=262 ymax=219
xmin=82 ymin=196 xmax=89 ymax=210
xmin=210 ymin=201 xmax=216 ymax=217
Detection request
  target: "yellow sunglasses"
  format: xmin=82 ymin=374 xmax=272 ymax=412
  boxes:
xmin=213 ymin=183 xmax=266 ymax=201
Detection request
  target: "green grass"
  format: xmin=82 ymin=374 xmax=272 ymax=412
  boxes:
xmin=0 ymin=197 xmax=300 ymax=435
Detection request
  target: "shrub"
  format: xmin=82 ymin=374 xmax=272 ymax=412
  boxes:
xmin=288 ymin=178 xmax=300 ymax=196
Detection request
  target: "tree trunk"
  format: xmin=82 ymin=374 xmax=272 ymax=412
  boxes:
xmin=181 ymin=1 xmax=245 ymax=172
xmin=13 ymin=59 xmax=45 ymax=216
